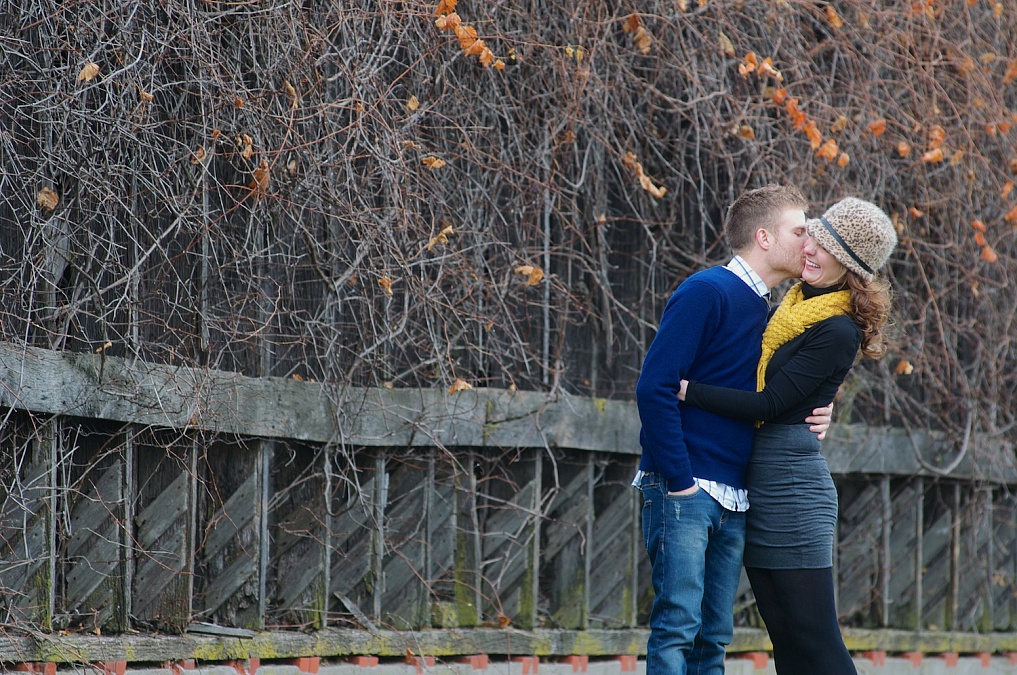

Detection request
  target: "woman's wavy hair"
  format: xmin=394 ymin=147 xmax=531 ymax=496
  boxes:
xmin=845 ymin=271 xmax=892 ymax=359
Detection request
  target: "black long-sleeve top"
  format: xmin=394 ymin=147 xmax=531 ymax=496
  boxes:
xmin=684 ymin=283 xmax=862 ymax=424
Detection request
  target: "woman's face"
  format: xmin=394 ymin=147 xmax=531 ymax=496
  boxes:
xmin=802 ymin=236 xmax=847 ymax=287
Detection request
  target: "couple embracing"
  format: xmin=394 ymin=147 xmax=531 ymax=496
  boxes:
xmin=635 ymin=185 xmax=897 ymax=675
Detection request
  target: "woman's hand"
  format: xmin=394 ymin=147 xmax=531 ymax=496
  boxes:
xmin=678 ymin=379 xmax=689 ymax=401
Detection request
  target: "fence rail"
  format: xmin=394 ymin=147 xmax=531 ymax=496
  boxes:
xmin=1 ymin=342 xmax=1016 ymax=658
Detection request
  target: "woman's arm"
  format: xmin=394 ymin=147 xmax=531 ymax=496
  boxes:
xmin=680 ymin=318 xmax=859 ymax=422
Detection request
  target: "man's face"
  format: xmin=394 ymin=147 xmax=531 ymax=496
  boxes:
xmin=766 ymin=208 xmax=808 ymax=280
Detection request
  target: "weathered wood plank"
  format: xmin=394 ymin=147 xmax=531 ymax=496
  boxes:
xmin=3 ymin=342 xmax=1013 ymax=482
xmin=3 ymin=626 xmax=1017 ymax=663
xmin=589 ymin=460 xmax=639 ymax=629
xmin=956 ymin=488 xmax=992 ymax=632
xmin=379 ymin=455 xmax=430 ymax=630
xmin=328 ymin=461 xmax=381 ymax=628
xmin=921 ymin=496 xmax=952 ymax=631
xmin=267 ymin=442 xmax=327 ymax=629
xmin=0 ymin=416 xmax=56 ymax=628
xmin=132 ymin=432 xmax=194 ymax=632
xmin=193 ymin=439 xmax=263 ymax=628
xmin=887 ymin=480 xmax=919 ymax=629
xmin=836 ymin=479 xmax=882 ymax=626
xmin=59 ymin=426 xmax=128 ymax=632
xmin=992 ymin=491 xmax=1017 ymax=630
xmin=478 ymin=451 xmax=540 ymax=628
xmin=541 ymin=454 xmax=591 ymax=629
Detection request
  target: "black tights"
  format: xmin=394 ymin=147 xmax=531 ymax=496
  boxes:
xmin=746 ymin=567 xmax=857 ymax=675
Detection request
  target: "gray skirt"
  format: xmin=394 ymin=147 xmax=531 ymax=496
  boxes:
xmin=744 ymin=423 xmax=838 ymax=569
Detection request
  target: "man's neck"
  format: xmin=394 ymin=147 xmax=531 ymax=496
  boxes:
xmin=738 ymin=250 xmax=790 ymax=290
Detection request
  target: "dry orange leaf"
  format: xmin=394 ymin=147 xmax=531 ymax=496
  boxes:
xmin=804 ymin=120 xmax=822 ymax=149
xmin=211 ymin=128 xmax=222 ymax=141
xmin=836 ymin=152 xmax=850 ymax=167
xmin=378 ymin=276 xmax=394 ymax=296
xmin=830 ymin=116 xmax=848 ymax=133
xmin=234 ymin=96 xmax=245 ymax=108
xmin=426 ymin=223 xmax=455 ymax=251
xmin=1004 ymin=59 xmax=1017 ymax=85
xmin=999 ymin=121 xmax=1012 ymax=134
xmin=718 ymin=31 xmax=735 ymax=57
xmin=980 ymin=245 xmax=998 ymax=263
xmin=1005 ymin=203 xmax=1017 ymax=222
xmin=995 ymin=2 xmax=1003 ymax=18
xmin=249 ymin=159 xmax=270 ymax=197
xmin=190 ymin=145 xmax=207 ymax=165
xmin=816 ymin=139 xmax=839 ymax=161
xmin=987 ymin=124 xmax=998 ymax=137
xmin=757 ymin=57 xmax=782 ymax=81
xmin=1003 ymin=182 xmax=1014 ymax=199
xmin=435 ymin=0 xmax=457 ymax=15
xmin=897 ymin=141 xmax=911 ymax=157
xmin=406 ymin=95 xmax=419 ymax=111
xmin=1010 ymin=158 xmax=1017 ymax=174
xmin=283 ymin=80 xmax=298 ymax=106
xmin=139 ymin=89 xmax=154 ymax=102
xmin=826 ymin=5 xmax=844 ymax=28
xmin=928 ymin=124 xmax=946 ymax=149
xmin=971 ymin=219 xmax=987 ymax=232
xmin=980 ymin=52 xmax=997 ymax=65
xmin=77 ymin=62 xmax=100 ymax=82
xmin=514 ymin=265 xmax=545 ymax=286
xmin=494 ymin=59 xmax=506 ymax=70
xmin=867 ymin=119 xmax=887 ymax=136
xmin=36 ymin=187 xmax=59 ymax=212
xmin=772 ymin=88 xmax=787 ymax=105
xmin=448 ymin=378 xmax=473 ymax=394
xmin=422 ymin=156 xmax=446 ymax=170
xmin=950 ymin=150 xmax=964 ymax=165
xmin=894 ymin=359 xmax=914 ymax=375
xmin=497 ymin=614 xmax=512 ymax=628
xmin=435 ymin=12 xmax=461 ymax=30
xmin=465 ymin=37 xmax=486 ymax=57
xmin=909 ymin=207 xmax=924 ymax=218
xmin=624 ymin=14 xmax=641 ymax=32
xmin=455 ymin=23 xmax=478 ymax=49
xmin=632 ymin=26 xmax=652 ymax=55
xmin=921 ymin=148 xmax=944 ymax=163
xmin=479 ymin=47 xmax=495 ymax=67
xmin=737 ymin=125 xmax=755 ymax=139
xmin=974 ymin=232 xmax=987 ymax=246
xmin=738 ymin=51 xmax=759 ymax=78
xmin=784 ymin=98 xmax=807 ymax=130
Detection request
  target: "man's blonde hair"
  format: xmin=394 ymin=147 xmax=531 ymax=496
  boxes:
xmin=725 ymin=184 xmax=808 ymax=253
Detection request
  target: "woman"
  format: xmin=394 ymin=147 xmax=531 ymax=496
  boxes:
xmin=678 ymin=197 xmax=896 ymax=675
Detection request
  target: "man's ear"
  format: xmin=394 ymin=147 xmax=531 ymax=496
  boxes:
xmin=755 ymin=227 xmax=772 ymax=251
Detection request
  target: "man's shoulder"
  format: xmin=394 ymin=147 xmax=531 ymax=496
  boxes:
xmin=677 ymin=265 xmax=736 ymax=291
xmin=676 ymin=265 xmax=758 ymax=302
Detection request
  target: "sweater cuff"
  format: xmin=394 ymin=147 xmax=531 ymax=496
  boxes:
xmin=666 ymin=476 xmax=696 ymax=492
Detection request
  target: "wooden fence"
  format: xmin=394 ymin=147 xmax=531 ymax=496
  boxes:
xmin=1 ymin=342 xmax=1017 ymax=661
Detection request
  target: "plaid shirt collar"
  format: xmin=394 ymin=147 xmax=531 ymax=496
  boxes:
xmin=726 ymin=255 xmax=770 ymax=299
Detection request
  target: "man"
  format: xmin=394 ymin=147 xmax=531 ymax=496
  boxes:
xmin=634 ymin=184 xmax=832 ymax=674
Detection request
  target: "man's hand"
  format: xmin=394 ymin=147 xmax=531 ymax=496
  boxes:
xmin=806 ymin=402 xmax=834 ymax=441
xmin=668 ymin=484 xmax=700 ymax=496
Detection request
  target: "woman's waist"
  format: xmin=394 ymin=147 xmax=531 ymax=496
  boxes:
xmin=752 ymin=423 xmax=823 ymax=455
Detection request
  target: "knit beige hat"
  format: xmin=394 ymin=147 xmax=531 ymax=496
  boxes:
xmin=806 ymin=197 xmax=897 ymax=281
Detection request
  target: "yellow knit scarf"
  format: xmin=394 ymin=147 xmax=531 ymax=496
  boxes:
xmin=757 ymin=282 xmax=852 ymax=392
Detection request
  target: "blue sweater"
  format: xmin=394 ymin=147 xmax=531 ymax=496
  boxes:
xmin=635 ymin=266 xmax=769 ymax=491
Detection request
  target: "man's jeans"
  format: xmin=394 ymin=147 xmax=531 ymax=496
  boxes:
xmin=639 ymin=473 xmax=746 ymax=675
